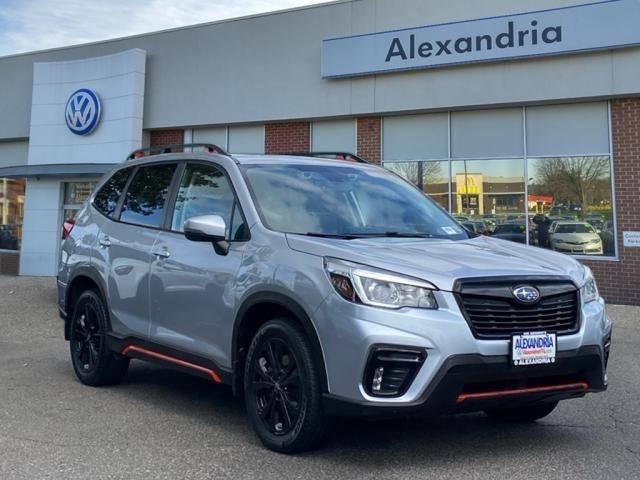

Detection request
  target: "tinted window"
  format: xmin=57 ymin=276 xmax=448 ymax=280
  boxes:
xmin=93 ymin=169 xmax=131 ymax=218
xmin=120 ymin=164 xmax=177 ymax=228
xmin=172 ymin=164 xmax=247 ymax=240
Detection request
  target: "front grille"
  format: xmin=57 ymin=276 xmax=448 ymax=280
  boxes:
xmin=456 ymin=279 xmax=580 ymax=340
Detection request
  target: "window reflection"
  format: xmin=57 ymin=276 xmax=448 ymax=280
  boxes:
xmin=0 ymin=178 xmax=25 ymax=251
xmin=452 ymin=159 xmax=527 ymax=242
xmin=385 ymin=161 xmax=449 ymax=211
xmin=528 ymin=156 xmax=614 ymax=256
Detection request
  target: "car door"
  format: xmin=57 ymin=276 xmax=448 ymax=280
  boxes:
xmin=97 ymin=162 xmax=178 ymax=339
xmin=148 ymin=161 xmax=250 ymax=366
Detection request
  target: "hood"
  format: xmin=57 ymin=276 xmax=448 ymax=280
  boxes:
xmin=553 ymin=233 xmax=599 ymax=244
xmin=286 ymin=234 xmax=586 ymax=291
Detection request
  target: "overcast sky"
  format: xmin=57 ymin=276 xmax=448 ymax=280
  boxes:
xmin=0 ymin=0 xmax=329 ymax=56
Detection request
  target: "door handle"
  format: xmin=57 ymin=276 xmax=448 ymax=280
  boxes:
xmin=99 ymin=236 xmax=111 ymax=248
xmin=152 ymin=248 xmax=171 ymax=259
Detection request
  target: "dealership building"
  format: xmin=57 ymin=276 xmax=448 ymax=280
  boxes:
xmin=0 ymin=0 xmax=639 ymax=304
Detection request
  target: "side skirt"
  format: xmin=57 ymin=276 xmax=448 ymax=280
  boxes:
xmin=106 ymin=333 xmax=232 ymax=385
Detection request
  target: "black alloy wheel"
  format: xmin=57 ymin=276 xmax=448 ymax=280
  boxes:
xmin=244 ymin=319 xmax=327 ymax=453
xmin=71 ymin=300 xmax=102 ymax=374
xmin=69 ymin=290 xmax=129 ymax=386
xmin=252 ymin=337 xmax=302 ymax=436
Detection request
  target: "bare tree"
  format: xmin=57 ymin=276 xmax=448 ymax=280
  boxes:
xmin=532 ymin=157 xmax=610 ymax=209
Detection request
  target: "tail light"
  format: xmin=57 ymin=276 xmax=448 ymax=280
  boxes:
xmin=61 ymin=219 xmax=75 ymax=240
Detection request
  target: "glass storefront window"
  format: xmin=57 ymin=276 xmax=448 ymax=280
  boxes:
xmin=382 ymin=104 xmax=617 ymax=257
xmin=63 ymin=181 xmax=96 ymax=223
xmin=0 ymin=178 xmax=25 ymax=251
xmin=451 ymin=159 xmax=527 ymax=240
xmin=528 ymin=156 xmax=614 ymax=257
xmin=385 ymin=161 xmax=449 ymax=211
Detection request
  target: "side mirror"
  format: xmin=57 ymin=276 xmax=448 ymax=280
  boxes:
xmin=184 ymin=215 xmax=229 ymax=255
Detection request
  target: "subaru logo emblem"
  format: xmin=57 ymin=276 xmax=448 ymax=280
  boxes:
xmin=65 ymin=88 xmax=101 ymax=136
xmin=512 ymin=285 xmax=541 ymax=304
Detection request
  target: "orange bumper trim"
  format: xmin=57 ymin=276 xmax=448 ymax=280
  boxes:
xmin=122 ymin=345 xmax=222 ymax=383
xmin=456 ymin=381 xmax=589 ymax=404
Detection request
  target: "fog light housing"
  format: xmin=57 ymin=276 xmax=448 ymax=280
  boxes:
xmin=364 ymin=346 xmax=427 ymax=397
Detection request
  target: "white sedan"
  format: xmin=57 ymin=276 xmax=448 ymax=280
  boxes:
xmin=549 ymin=221 xmax=603 ymax=255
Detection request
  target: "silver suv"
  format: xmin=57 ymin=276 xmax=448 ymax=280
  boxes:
xmin=58 ymin=145 xmax=612 ymax=452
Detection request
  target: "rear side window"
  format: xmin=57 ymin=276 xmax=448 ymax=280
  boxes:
xmin=119 ymin=163 xmax=177 ymax=228
xmin=93 ymin=168 xmax=131 ymax=218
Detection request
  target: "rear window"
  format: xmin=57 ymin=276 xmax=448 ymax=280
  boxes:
xmin=119 ymin=163 xmax=177 ymax=228
xmin=93 ymin=168 xmax=132 ymax=218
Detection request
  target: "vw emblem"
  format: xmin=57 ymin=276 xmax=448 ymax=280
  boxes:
xmin=512 ymin=285 xmax=541 ymax=304
xmin=65 ymin=88 xmax=101 ymax=136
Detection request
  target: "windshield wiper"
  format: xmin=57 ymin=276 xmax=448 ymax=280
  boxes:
xmin=342 ymin=232 xmax=435 ymax=239
xmin=303 ymin=232 xmax=361 ymax=240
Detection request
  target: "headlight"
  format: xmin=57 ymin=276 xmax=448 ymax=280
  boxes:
xmin=581 ymin=267 xmax=599 ymax=303
xmin=589 ymin=238 xmax=601 ymax=244
xmin=553 ymin=238 xmax=563 ymax=244
xmin=324 ymin=258 xmax=438 ymax=310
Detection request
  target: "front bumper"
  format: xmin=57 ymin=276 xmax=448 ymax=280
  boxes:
xmin=314 ymin=290 xmax=611 ymax=411
xmin=324 ymin=345 xmax=607 ymax=416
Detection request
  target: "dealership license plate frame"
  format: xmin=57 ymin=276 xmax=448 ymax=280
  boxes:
xmin=511 ymin=332 xmax=557 ymax=367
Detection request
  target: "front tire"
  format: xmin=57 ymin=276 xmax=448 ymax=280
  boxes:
xmin=243 ymin=319 xmax=328 ymax=453
xmin=69 ymin=290 xmax=129 ymax=386
xmin=485 ymin=401 xmax=559 ymax=422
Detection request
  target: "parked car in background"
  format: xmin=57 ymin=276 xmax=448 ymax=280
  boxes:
xmin=489 ymin=222 xmax=531 ymax=244
xmin=550 ymin=221 xmax=603 ymax=255
xmin=0 ymin=225 xmax=20 ymax=250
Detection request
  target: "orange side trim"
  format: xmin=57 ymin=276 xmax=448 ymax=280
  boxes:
xmin=122 ymin=345 xmax=221 ymax=383
xmin=456 ymin=381 xmax=589 ymax=404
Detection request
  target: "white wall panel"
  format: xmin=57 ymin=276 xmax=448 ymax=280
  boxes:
xmin=228 ymin=125 xmax=264 ymax=154
xmin=0 ymin=141 xmax=28 ymax=169
xmin=526 ymin=102 xmax=610 ymax=156
xmin=27 ymin=49 xmax=146 ymax=165
xmin=19 ymin=178 xmax=62 ymax=276
xmin=193 ymin=127 xmax=228 ymax=149
xmin=383 ymin=114 xmax=448 ymax=161
xmin=451 ymin=108 xmax=523 ymax=159
xmin=311 ymin=119 xmax=355 ymax=152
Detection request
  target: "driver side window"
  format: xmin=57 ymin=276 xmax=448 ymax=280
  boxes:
xmin=171 ymin=163 xmax=248 ymax=240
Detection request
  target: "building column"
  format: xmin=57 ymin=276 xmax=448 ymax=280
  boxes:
xmin=356 ymin=117 xmax=382 ymax=164
xmin=264 ymin=122 xmax=311 ymax=154
xmin=582 ymin=98 xmax=640 ymax=305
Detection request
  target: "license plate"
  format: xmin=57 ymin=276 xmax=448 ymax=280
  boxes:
xmin=511 ymin=332 xmax=556 ymax=366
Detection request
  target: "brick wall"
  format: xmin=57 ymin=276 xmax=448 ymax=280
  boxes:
xmin=357 ymin=117 xmax=381 ymax=164
xmin=582 ymin=98 xmax=640 ymax=305
xmin=149 ymin=129 xmax=184 ymax=149
xmin=264 ymin=122 xmax=310 ymax=154
xmin=0 ymin=251 xmax=20 ymax=275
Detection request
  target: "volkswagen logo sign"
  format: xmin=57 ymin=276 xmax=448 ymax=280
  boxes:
xmin=512 ymin=285 xmax=541 ymax=304
xmin=65 ymin=88 xmax=101 ymax=136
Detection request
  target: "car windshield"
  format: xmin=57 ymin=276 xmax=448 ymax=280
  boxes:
xmin=242 ymin=164 xmax=470 ymax=240
xmin=555 ymin=224 xmax=595 ymax=234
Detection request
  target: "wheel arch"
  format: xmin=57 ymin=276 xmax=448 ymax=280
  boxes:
xmin=64 ymin=268 xmax=108 ymax=340
xmin=231 ymin=291 xmax=328 ymax=396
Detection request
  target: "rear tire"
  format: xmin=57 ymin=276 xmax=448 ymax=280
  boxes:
xmin=485 ymin=401 xmax=559 ymax=422
xmin=69 ymin=290 xmax=129 ymax=386
xmin=244 ymin=319 xmax=328 ymax=453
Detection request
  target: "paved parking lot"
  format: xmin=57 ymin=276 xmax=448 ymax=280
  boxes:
xmin=0 ymin=275 xmax=638 ymax=479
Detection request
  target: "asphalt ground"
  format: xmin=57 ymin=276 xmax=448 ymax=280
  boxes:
xmin=0 ymin=275 xmax=638 ymax=479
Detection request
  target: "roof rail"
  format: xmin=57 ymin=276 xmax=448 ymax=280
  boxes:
xmin=126 ymin=143 xmax=230 ymax=161
xmin=281 ymin=151 xmax=370 ymax=164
